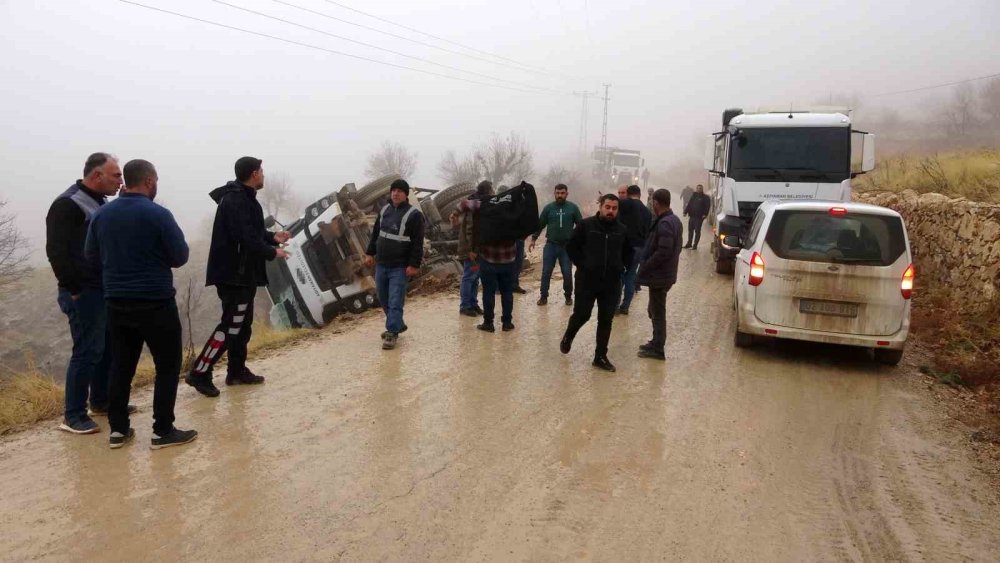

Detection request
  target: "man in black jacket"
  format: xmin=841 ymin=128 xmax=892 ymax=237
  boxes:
xmin=636 ymin=189 xmax=683 ymax=360
xmin=616 ymin=185 xmax=653 ymax=315
xmin=186 ymin=157 xmax=290 ymax=397
xmin=364 ymin=179 xmax=424 ymax=350
xmin=559 ymin=194 xmax=634 ymax=372
xmin=683 ymin=184 xmax=711 ymax=250
xmin=46 ymin=152 xmax=131 ymax=434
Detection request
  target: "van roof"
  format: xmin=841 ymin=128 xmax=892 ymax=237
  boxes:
xmin=758 ymin=199 xmax=902 ymax=218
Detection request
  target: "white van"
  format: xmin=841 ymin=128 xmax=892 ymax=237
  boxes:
xmin=731 ymin=200 xmax=914 ymax=365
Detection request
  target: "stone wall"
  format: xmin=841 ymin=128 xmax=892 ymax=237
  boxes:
xmin=855 ymin=190 xmax=1000 ymax=313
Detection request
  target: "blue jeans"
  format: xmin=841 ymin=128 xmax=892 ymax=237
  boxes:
xmin=620 ymin=244 xmax=645 ymax=309
xmin=513 ymin=239 xmax=525 ymax=287
xmin=57 ymin=287 xmax=110 ymax=422
xmin=479 ymin=261 xmax=515 ymax=324
xmin=459 ymin=259 xmax=480 ymax=311
xmin=540 ymin=241 xmax=572 ymax=299
xmin=375 ymin=264 xmax=408 ymax=334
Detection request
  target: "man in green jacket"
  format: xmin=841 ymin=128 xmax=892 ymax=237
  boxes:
xmin=529 ymin=183 xmax=583 ymax=306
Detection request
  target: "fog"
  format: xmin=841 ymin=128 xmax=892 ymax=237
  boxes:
xmin=2 ymin=0 xmax=998 ymax=263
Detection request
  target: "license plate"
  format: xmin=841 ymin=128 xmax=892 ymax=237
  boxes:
xmin=799 ymin=299 xmax=858 ymax=318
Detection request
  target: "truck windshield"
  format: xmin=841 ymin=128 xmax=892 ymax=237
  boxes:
xmin=729 ymin=127 xmax=849 ymax=183
xmin=613 ymin=154 xmax=641 ymax=167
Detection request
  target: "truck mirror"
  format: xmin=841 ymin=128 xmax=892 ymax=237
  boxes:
xmin=722 ymin=235 xmax=741 ymax=248
xmin=862 ymin=133 xmax=876 ymax=172
xmin=703 ymin=134 xmax=716 ymax=171
xmin=264 ymin=215 xmax=277 ymax=229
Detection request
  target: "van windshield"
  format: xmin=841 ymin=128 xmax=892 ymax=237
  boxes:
xmin=764 ymin=210 xmax=906 ymax=266
xmin=729 ymin=127 xmax=850 ymax=183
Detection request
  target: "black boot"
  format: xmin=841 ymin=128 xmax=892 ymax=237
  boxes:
xmin=592 ymin=356 xmax=616 ymax=372
xmin=226 ymin=368 xmax=266 ymax=386
xmin=185 ymin=373 xmax=220 ymax=397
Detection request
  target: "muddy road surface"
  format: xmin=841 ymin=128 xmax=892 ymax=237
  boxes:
xmin=2 ymin=246 xmax=998 ymax=561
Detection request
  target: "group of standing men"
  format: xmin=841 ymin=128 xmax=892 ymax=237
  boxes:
xmin=46 ymin=153 xmax=288 ymax=450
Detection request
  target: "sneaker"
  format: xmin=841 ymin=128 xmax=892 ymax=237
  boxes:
xmin=89 ymin=404 xmax=138 ymax=416
xmin=637 ymin=348 xmax=666 ymax=360
xmin=459 ymin=308 xmax=478 ymax=317
xmin=682 ymin=244 xmax=692 ymax=249
xmin=537 ymin=297 xmax=548 ymax=306
xmin=513 ymin=286 xmax=527 ymax=295
xmin=639 ymin=341 xmax=657 ymax=352
xmin=592 ymin=356 xmax=616 ymax=372
xmin=472 ymin=305 xmax=484 ymax=315
xmin=565 ymin=296 xmax=573 ymax=306
xmin=226 ymin=368 xmax=265 ymax=386
xmin=502 ymin=322 xmax=515 ymax=332
xmin=477 ymin=322 xmax=495 ymax=333
xmin=58 ymin=417 xmax=100 ymax=435
xmin=692 ymin=246 xmax=698 ymax=250
xmin=109 ymin=428 xmax=135 ymax=449
xmin=559 ymin=336 xmax=572 ymax=354
xmin=399 ymin=324 xmax=408 ymax=334
xmin=150 ymin=428 xmax=198 ymax=450
xmin=185 ymin=374 xmax=220 ymax=397
xmin=617 ymin=307 xmax=629 ymax=316
xmin=382 ymin=333 xmax=398 ymax=350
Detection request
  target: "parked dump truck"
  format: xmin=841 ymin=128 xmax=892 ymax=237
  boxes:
xmin=704 ymin=107 xmax=876 ymax=274
xmin=593 ymin=146 xmax=644 ymax=188
xmin=265 ymin=175 xmax=467 ymax=329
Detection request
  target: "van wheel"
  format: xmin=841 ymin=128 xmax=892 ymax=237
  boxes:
xmin=734 ymin=326 xmax=754 ymax=348
xmin=716 ymin=258 xmax=734 ymax=275
xmin=346 ymin=297 xmax=367 ymax=315
xmin=874 ymin=348 xmax=903 ymax=366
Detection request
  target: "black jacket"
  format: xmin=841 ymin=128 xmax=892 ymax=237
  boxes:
xmin=566 ymin=214 xmax=634 ymax=285
xmin=617 ymin=197 xmax=653 ymax=246
xmin=206 ymin=181 xmax=278 ymax=287
xmin=684 ymin=192 xmax=711 ymax=218
xmin=365 ymin=201 xmax=424 ymax=268
xmin=637 ymin=210 xmax=683 ymax=288
xmin=477 ymin=182 xmax=540 ymax=243
xmin=45 ymin=182 xmax=106 ymax=294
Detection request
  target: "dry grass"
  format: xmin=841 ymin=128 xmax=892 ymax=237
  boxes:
xmin=855 ymin=148 xmax=1000 ymax=202
xmin=1 ymin=323 xmax=311 ymax=435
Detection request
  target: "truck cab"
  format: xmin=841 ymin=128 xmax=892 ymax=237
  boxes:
xmin=704 ymin=108 xmax=875 ymax=274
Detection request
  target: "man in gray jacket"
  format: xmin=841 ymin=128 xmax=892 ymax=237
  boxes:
xmin=636 ymin=189 xmax=683 ymax=360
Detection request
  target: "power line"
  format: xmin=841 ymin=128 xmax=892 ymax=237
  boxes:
xmin=207 ymin=0 xmax=565 ymax=95
xmin=868 ymin=71 xmax=1000 ymax=98
xmin=267 ymin=0 xmax=556 ymax=79
xmin=315 ymin=0 xmax=584 ymax=80
xmin=117 ymin=0 xmax=568 ymax=96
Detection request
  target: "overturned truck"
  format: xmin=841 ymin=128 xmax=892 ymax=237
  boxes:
xmin=265 ymin=175 xmax=475 ymax=329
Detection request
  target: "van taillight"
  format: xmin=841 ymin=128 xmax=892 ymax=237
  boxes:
xmin=749 ymin=252 xmax=765 ymax=286
xmin=901 ymin=264 xmax=915 ymax=299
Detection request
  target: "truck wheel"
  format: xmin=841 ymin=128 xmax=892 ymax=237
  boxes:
xmin=874 ymin=348 xmax=903 ymax=366
xmin=432 ymin=182 xmax=475 ymax=214
xmin=355 ymin=174 xmax=401 ymax=209
xmin=346 ymin=296 xmax=367 ymax=315
xmin=715 ymin=258 xmax=734 ymax=275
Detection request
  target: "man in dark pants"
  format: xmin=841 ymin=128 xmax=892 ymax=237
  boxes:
xmin=636 ymin=189 xmax=683 ymax=360
xmin=474 ymin=237 xmax=518 ymax=333
xmin=530 ymin=183 xmax=582 ymax=306
xmin=364 ymin=179 xmax=424 ymax=350
xmin=86 ymin=159 xmax=198 ymax=449
xmin=450 ymin=181 xmax=493 ymax=317
xmin=683 ymin=184 xmax=711 ymax=250
xmin=46 ymin=152 xmax=135 ymax=434
xmin=616 ymin=185 xmax=653 ymax=315
xmin=186 ymin=157 xmax=290 ymax=397
xmin=559 ymin=194 xmax=633 ymax=372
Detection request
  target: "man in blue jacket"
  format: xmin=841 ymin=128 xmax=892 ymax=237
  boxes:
xmin=364 ymin=179 xmax=424 ymax=350
xmin=186 ymin=156 xmax=290 ymax=397
xmin=85 ymin=159 xmax=198 ymax=450
xmin=636 ymin=189 xmax=683 ymax=360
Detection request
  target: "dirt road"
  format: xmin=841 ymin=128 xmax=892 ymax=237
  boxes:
xmin=2 ymin=246 xmax=998 ymax=561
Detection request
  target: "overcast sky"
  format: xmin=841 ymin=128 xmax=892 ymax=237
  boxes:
xmin=2 ymin=0 xmax=998 ymax=261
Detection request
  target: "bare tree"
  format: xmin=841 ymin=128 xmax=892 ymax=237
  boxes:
xmin=981 ymin=78 xmax=1000 ymax=123
xmin=437 ymin=150 xmax=481 ymax=185
xmin=942 ymin=83 xmax=977 ymax=137
xmin=176 ymin=271 xmax=205 ymax=368
xmin=540 ymin=163 xmax=580 ymax=188
xmin=366 ymin=140 xmax=418 ymax=180
xmin=260 ymin=171 xmax=301 ymax=223
xmin=0 ymin=201 xmax=31 ymax=290
xmin=473 ymin=132 xmax=534 ymax=185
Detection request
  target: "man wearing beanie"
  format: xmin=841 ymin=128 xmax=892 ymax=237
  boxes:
xmin=364 ymin=179 xmax=424 ymax=350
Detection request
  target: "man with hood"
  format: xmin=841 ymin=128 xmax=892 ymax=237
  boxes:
xmin=559 ymin=194 xmax=634 ymax=372
xmin=364 ymin=179 xmax=424 ymax=350
xmin=450 ymin=180 xmax=493 ymax=317
xmin=185 ymin=156 xmax=289 ymax=397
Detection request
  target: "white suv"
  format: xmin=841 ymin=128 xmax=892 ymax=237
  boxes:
xmin=731 ymin=200 xmax=914 ymax=365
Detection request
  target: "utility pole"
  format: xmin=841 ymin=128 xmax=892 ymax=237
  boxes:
xmin=573 ymin=90 xmax=597 ymax=156
xmin=600 ymin=83 xmax=611 ymax=176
